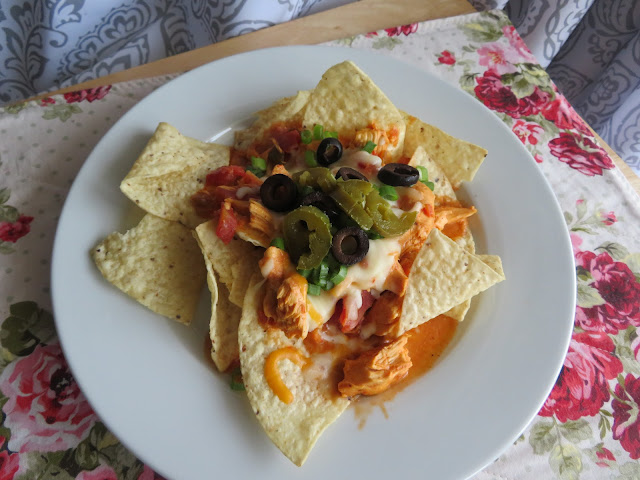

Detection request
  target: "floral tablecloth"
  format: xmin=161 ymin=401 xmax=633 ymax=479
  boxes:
xmin=1 ymin=10 xmax=639 ymax=480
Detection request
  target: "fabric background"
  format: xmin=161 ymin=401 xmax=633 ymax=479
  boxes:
xmin=1 ymin=9 xmax=640 ymax=480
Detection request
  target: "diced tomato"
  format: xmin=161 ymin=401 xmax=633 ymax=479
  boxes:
xmin=423 ymin=204 xmax=435 ymax=217
xmin=272 ymin=128 xmax=301 ymax=153
xmin=333 ymin=291 xmax=376 ymax=334
xmin=216 ymin=204 xmax=238 ymax=244
xmin=206 ymin=165 xmax=246 ymax=187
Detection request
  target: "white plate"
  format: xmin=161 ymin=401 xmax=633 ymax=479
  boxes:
xmin=52 ymin=46 xmax=575 ymax=480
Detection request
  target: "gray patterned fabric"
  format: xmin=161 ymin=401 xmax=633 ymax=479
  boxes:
xmin=0 ymin=0 xmax=348 ymax=104
xmin=1 ymin=0 xmax=638 ymax=173
xmin=471 ymin=0 xmax=640 ymax=173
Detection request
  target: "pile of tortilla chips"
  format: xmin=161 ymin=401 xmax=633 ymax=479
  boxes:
xmin=92 ymin=61 xmax=505 ymax=467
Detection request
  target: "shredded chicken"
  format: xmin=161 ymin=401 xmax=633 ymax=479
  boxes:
xmin=434 ymin=205 xmax=477 ymax=231
xmin=225 ymin=198 xmax=274 ymax=247
xmin=259 ymin=247 xmax=309 ymax=338
xmin=382 ymin=261 xmax=408 ymax=296
xmin=275 ymin=274 xmax=309 ymax=339
xmin=338 ymin=335 xmax=412 ymax=397
xmin=399 ymin=210 xmax=435 ymax=274
xmin=365 ymin=290 xmax=404 ymax=337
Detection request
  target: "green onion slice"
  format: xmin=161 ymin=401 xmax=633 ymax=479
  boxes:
xmin=300 ymin=129 xmax=313 ymax=144
xmin=329 ymin=265 xmax=348 ymax=285
xmin=308 ymin=284 xmax=322 ymax=296
xmin=362 ymin=141 xmax=376 ymax=153
xmin=417 ymin=166 xmax=435 ymax=191
xmin=378 ymin=185 xmax=399 ymax=201
xmin=230 ymin=367 xmax=245 ymax=391
xmin=313 ymin=124 xmax=324 ymax=140
xmin=304 ymin=150 xmax=318 ymax=167
xmin=270 ymin=237 xmax=286 ymax=250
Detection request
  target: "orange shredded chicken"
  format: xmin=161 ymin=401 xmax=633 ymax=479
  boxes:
xmin=259 ymin=247 xmax=309 ymax=339
xmin=338 ymin=335 xmax=412 ymax=397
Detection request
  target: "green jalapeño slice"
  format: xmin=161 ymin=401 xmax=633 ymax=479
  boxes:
xmin=365 ymin=189 xmax=417 ymax=237
xmin=283 ymin=206 xmax=333 ymax=270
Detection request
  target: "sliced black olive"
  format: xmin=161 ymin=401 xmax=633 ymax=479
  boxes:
xmin=300 ymin=191 xmax=341 ymax=223
xmin=268 ymin=147 xmax=284 ymax=164
xmin=316 ymin=138 xmax=343 ymax=166
xmin=377 ymin=163 xmax=420 ymax=187
xmin=335 ymin=167 xmax=368 ymax=182
xmin=260 ymin=174 xmax=298 ymax=212
xmin=331 ymin=226 xmax=369 ymax=265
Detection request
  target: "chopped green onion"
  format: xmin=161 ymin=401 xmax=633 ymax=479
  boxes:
xmin=248 ymin=156 xmax=266 ymax=177
xmin=313 ymin=124 xmax=324 ymax=140
xmin=318 ymin=261 xmax=330 ymax=281
xmin=251 ymin=156 xmax=266 ymax=170
xmin=300 ymin=129 xmax=313 ymax=144
xmin=378 ymin=185 xmax=398 ymax=201
xmin=308 ymin=284 xmax=322 ymax=296
xmin=298 ymin=268 xmax=312 ymax=278
xmin=323 ymin=130 xmax=338 ymax=139
xmin=304 ymin=150 xmax=318 ymax=167
xmin=417 ymin=166 xmax=435 ymax=191
xmin=323 ymin=280 xmax=334 ymax=291
xmin=246 ymin=166 xmax=264 ymax=177
xmin=270 ymin=237 xmax=286 ymax=250
xmin=329 ymin=265 xmax=348 ymax=285
xmin=230 ymin=367 xmax=245 ymax=391
xmin=362 ymin=141 xmax=376 ymax=153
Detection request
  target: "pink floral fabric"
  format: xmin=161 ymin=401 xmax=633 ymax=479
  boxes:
xmin=0 ymin=9 xmax=639 ymax=480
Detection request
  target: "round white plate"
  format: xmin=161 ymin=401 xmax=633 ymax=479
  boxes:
xmin=52 ymin=46 xmax=575 ymax=480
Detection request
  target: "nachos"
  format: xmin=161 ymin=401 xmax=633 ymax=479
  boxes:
xmin=91 ymin=61 xmax=504 ymax=466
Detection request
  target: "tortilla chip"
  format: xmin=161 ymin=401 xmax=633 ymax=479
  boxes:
xmin=234 ymin=90 xmax=311 ymax=151
xmin=408 ymin=146 xmax=456 ymax=200
xmin=398 ymin=229 xmax=505 ymax=335
xmin=193 ymin=229 xmax=242 ymax=371
xmin=239 ymin=276 xmax=349 ymax=466
xmin=477 ymin=254 xmax=505 ymax=277
xmin=402 ymin=112 xmax=487 ymax=187
xmin=91 ymin=214 xmax=206 ymax=324
xmin=120 ymin=122 xmax=230 ymax=228
xmin=303 ymin=61 xmax=405 ymax=162
xmin=194 ymin=220 xmax=261 ymax=308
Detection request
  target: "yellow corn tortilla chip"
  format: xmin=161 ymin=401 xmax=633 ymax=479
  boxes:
xmin=239 ymin=276 xmax=350 ymax=467
xmin=91 ymin=214 xmax=206 ymax=324
xmin=234 ymin=90 xmax=311 ymax=151
xmin=410 ymin=146 xmax=476 ymax=321
xmin=193 ymin=228 xmax=242 ymax=371
xmin=303 ymin=61 xmax=405 ymax=162
xmin=194 ymin=220 xmax=261 ymax=308
xmin=120 ymin=122 xmax=230 ymax=228
xmin=408 ymin=146 xmax=456 ymax=200
xmin=399 ymin=229 xmax=505 ymax=335
xmin=402 ymin=112 xmax=487 ymax=187
xmin=210 ymin=280 xmax=242 ymax=371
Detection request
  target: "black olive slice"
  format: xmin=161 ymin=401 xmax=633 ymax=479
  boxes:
xmin=300 ymin=191 xmax=341 ymax=223
xmin=331 ymin=226 xmax=369 ymax=265
xmin=260 ymin=174 xmax=298 ymax=212
xmin=335 ymin=167 xmax=368 ymax=182
xmin=316 ymin=138 xmax=343 ymax=166
xmin=377 ymin=163 xmax=420 ymax=187
xmin=268 ymin=147 xmax=284 ymax=164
